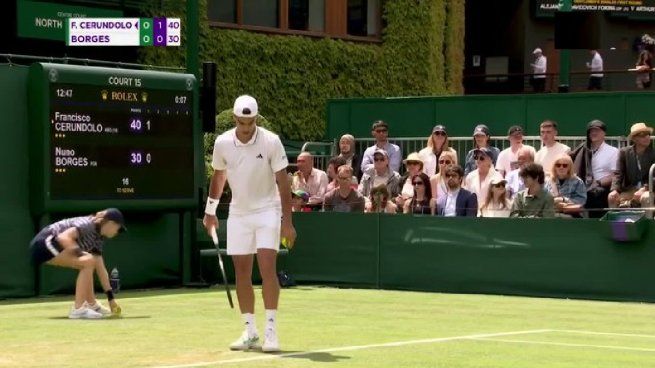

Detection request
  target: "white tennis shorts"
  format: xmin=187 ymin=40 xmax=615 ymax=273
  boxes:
xmin=226 ymin=208 xmax=281 ymax=255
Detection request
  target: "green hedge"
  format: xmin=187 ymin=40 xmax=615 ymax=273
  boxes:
xmin=140 ymin=0 xmax=465 ymax=141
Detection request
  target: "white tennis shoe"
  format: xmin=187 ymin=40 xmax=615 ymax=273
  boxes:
xmin=68 ymin=306 xmax=103 ymax=319
xmin=85 ymin=301 xmax=112 ymax=316
xmin=262 ymin=329 xmax=280 ymax=353
xmin=229 ymin=330 xmax=260 ymax=351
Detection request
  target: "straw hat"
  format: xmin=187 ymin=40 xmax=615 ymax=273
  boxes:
xmin=403 ymin=152 xmax=423 ymax=165
xmin=628 ymin=122 xmax=653 ymax=139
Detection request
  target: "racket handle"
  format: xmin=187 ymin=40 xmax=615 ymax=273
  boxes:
xmin=210 ymin=226 xmax=218 ymax=245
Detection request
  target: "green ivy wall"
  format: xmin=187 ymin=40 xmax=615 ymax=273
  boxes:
xmin=140 ymin=0 xmax=465 ymax=141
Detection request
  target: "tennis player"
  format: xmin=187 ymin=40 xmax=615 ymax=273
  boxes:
xmin=30 ymin=208 xmax=126 ymax=319
xmin=203 ymin=95 xmax=296 ymax=353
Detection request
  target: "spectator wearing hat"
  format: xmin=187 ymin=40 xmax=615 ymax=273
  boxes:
xmin=359 ymin=148 xmax=401 ymax=202
xmin=326 ymin=156 xmax=350 ymax=193
xmin=463 ymin=147 xmax=503 ymax=211
xmin=479 ymin=177 xmax=512 ymax=218
xmin=535 ymin=120 xmax=570 ymax=177
xmin=510 ymin=163 xmax=555 ymax=218
xmin=291 ymin=189 xmax=311 ymax=212
xmin=419 ymin=124 xmax=458 ymax=177
xmin=403 ymin=173 xmax=432 ymax=215
xmin=435 ymin=165 xmax=478 ymax=217
xmin=338 ymin=134 xmax=362 ymax=180
xmin=365 ymin=184 xmax=398 ymax=214
xmin=292 ymin=152 xmax=329 ymax=206
xmin=464 ymin=124 xmax=500 ymax=176
xmin=530 ymin=48 xmax=547 ymax=92
xmin=544 ymin=154 xmax=587 ymax=218
xmin=360 ymin=121 xmax=402 ymax=173
xmin=506 ymin=146 xmax=535 ymax=199
xmin=496 ymin=125 xmax=537 ymax=178
xmin=323 ymin=165 xmax=365 ymax=213
xmin=396 ymin=152 xmax=424 ymax=209
xmin=570 ymin=120 xmax=618 ymax=218
xmin=430 ymin=150 xmax=458 ymax=205
xmin=609 ymin=122 xmax=655 ymax=210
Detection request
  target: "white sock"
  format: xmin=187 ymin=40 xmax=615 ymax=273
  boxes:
xmin=265 ymin=309 xmax=277 ymax=332
xmin=242 ymin=313 xmax=258 ymax=337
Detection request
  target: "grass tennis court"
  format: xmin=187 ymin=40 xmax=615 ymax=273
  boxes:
xmin=2 ymin=287 xmax=655 ymax=367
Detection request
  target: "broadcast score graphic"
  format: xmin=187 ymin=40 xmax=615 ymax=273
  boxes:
xmin=66 ymin=17 xmax=181 ymax=46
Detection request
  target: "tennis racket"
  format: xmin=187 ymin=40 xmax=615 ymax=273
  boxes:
xmin=211 ymin=226 xmax=234 ymax=309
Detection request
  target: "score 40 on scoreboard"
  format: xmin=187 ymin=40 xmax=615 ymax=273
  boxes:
xmin=66 ymin=17 xmax=181 ymax=46
xmin=28 ymin=63 xmax=200 ymax=214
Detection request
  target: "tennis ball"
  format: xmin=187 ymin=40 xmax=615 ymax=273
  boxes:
xmin=281 ymin=237 xmax=289 ymax=248
xmin=111 ymin=305 xmax=122 ymax=316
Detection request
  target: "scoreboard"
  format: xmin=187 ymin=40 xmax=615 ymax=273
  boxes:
xmin=28 ymin=63 xmax=200 ymax=214
xmin=66 ymin=17 xmax=181 ymax=46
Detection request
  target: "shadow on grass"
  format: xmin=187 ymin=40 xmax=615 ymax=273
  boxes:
xmin=248 ymin=350 xmax=350 ymax=363
xmin=47 ymin=315 xmax=151 ymax=320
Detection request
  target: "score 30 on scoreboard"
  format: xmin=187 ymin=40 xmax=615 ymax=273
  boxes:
xmin=28 ymin=63 xmax=200 ymax=214
xmin=66 ymin=17 xmax=181 ymax=46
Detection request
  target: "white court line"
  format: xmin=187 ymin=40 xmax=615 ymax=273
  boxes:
xmin=151 ymin=329 xmax=550 ymax=368
xmin=472 ymin=337 xmax=655 ymax=353
xmin=552 ymin=329 xmax=655 ymax=339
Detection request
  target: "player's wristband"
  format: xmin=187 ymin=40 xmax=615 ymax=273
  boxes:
xmin=205 ymin=197 xmax=220 ymax=215
xmin=105 ymin=290 xmax=115 ymax=302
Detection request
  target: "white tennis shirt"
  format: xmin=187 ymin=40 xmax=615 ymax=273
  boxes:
xmin=212 ymin=127 xmax=288 ymax=215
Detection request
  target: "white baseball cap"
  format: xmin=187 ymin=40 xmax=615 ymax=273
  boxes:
xmin=233 ymin=95 xmax=258 ymax=118
xmin=533 ymin=48 xmax=542 ymax=54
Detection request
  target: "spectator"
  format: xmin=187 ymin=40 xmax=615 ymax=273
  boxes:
xmin=496 ymin=125 xmax=536 ymax=177
xmin=479 ymin=178 xmax=512 ymax=218
xmin=544 ymin=154 xmax=587 ymax=218
xmin=463 ymin=147 xmax=503 ymax=211
xmin=609 ymin=122 xmax=655 ymax=210
xmin=326 ymin=156 xmax=349 ymax=193
xmin=535 ymin=120 xmax=570 ymax=176
xmin=396 ymin=152 xmax=424 ymax=209
xmin=635 ymin=35 xmax=653 ymax=89
xmin=291 ymin=152 xmax=329 ymax=205
xmin=430 ymin=150 xmax=458 ymax=204
xmin=570 ymin=120 xmax=618 ymax=218
xmin=464 ymin=124 xmax=500 ymax=176
xmin=510 ymin=163 xmax=555 ymax=218
xmin=360 ymin=121 xmax=402 ymax=173
xmin=323 ymin=165 xmax=365 ymax=213
xmin=435 ymin=165 xmax=478 ymax=217
xmin=403 ymin=173 xmax=432 ymax=215
xmin=506 ymin=146 xmax=535 ymax=199
xmin=419 ymin=124 xmax=458 ymax=177
xmin=365 ymin=184 xmax=398 ymax=214
xmin=359 ymin=149 xmax=401 ymax=201
xmin=586 ymin=50 xmax=604 ymax=90
xmin=530 ymin=48 xmax=547 ymax=93
xmin=338 ymin=134 xmax=362 ymax=179
xmin=291 ymin=189 xmax=311 ymax=212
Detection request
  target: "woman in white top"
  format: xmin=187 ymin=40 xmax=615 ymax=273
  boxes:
xmin=419 ymin=124 xmax=458 ymax=177
xmin=479 ymin=178 xmax=512 ymax=218
xmin=430 ymin=150 xmax=458 ymax=205
xmin=395 ymin=152 xmax=424 ymax=209
xmin=463 ymin=147 xmax=503 ymax=211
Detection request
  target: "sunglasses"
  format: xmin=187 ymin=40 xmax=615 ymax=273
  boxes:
xmin=445 ymin=174 xmax=459 ymax=179
xmin=555 ymin=163 xmax=569 ymax=168
xmin=412 ymin=182 xmax=424 ymax=186
xmin=406 ymin=161 xmax=421 ymax=166
xmin=433 ymin=131 xmax=447 ymax=136
xmin=439 ymin=160 xmax=452 ymax=165
xmin=374 ymin=157 xmax=386 ymax=162
xmin=634 ymin=132 xmax=650 ymax=138
xmin=337 ymin=176 xmax=351 ymax=181
xmin=375 ymin=129 xmax=388 ymax=133
xmin=492 ymin=183 xmax=505 ymax=188
xmin=474 ymin=156 xmax=487 ymax=161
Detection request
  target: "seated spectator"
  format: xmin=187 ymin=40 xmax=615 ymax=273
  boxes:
xmin=403 ymin=173 xmax=432 ymax=215
xmin=463 ymin=147 xmax=503 ymax=211
xmin=510 ymin=163 xmax=555 ymax=218
xmin=365 ymin=184 xmax=398 ymax=213
xmin=323 ymin=165 xmax=365 ymax=213
xmin=360 ymin=121 xmax=401 ymax=173
xmin=506 ymin=146 xmax=535 ymax=199
xmin=291 ymin=189 xmax=311 ymax=212
xmin=326 ymin=156 xmax=349 ymax=193
xmin=609 ymin=122 xmax=655 ymax=211
xmin=396 ymin=152 xmax=424 ymax=209
xmin=419 ymin=124 xmax=458 ymax=177
xmin=535 ymin=120 xmax=571 ymax=177
xmin=430 ymin=150 xmax=458 ymax=204
xmin=292 ymin=151 xmax=329 ymax=206
xmin=570 ymin=120 xmax=618 ymax=218
xmin=496 ymin=125 xmax=536 ymax=177
xmin=544 ymin=154 xmax=587 ymax=218
xmin=359 ymin=149 xmax=401 ymax=202
xmin=479 ymin=178 xmax=511 ymax=218
xmin=435 ymin=165 xmax=478 ymax=217
xmin=464 ymin=124 xmax=500 ymax=176
xmin=338 ymin=134 xmax=362 ymax=179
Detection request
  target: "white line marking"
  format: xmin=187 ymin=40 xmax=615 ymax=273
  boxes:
xmin=472 ymin=337 xmax=655 ymax=353
xmin=552 ymin=329 xmax=655 ymax=339
xmin=151 ymin=330 xmax=550 ymax=368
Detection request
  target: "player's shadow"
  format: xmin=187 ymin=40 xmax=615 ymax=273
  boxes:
xmin=48 ymin=316 xmax=151 ymax=320
xmin=276 ymin=351 xmax=350 ymax=363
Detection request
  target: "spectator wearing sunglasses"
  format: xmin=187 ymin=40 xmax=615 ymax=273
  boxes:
xmin=464 ymin=147 xmax=503 ymax=212
xmin=360 ymin=121 xmax=402 ymax=173
xmin=365 ymin=185 xmax=398 ymax=214
xmin=429 ymin=150 xmax=458 ymax=205
xmin=510 ymin=163 xmax=555 ymax=218
xmin=535 ymin=120 xmax=570 ymax=178
xmin=464 ymin=125 xmax=500 ymax=176
xmin=419 ymin=124 xmax=458 ymax=177
xmin=396 ymin=152 xmax=424 ymax=209
xmin=323 ymin=165 xmax=365 ymax=213
xmin=403 ymin=173 xmax=432 ymax=215
xmin=359 ymin=149 xmax=401 ymax=204
xmin=435 ymin=165 xmax=478 ymax=217
xmin=496 ymin=126 xmax=536 ymax=177
xmin=505 ymin=146 xmax=535 ymax=199
xmin=544 ymin=154 xmax=587 ymax=218
xmin=479 ymin=178 xmax=512 ymax=218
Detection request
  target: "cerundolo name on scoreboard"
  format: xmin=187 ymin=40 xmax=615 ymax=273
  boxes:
xmin=66 ymin=17 xmax=181 ymax=46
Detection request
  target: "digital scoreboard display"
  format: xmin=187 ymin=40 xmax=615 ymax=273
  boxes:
xmin=534 ymin=0 xmax=655 ymax=18
xmin=29 ymin=63 xmax=200 ymax=213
